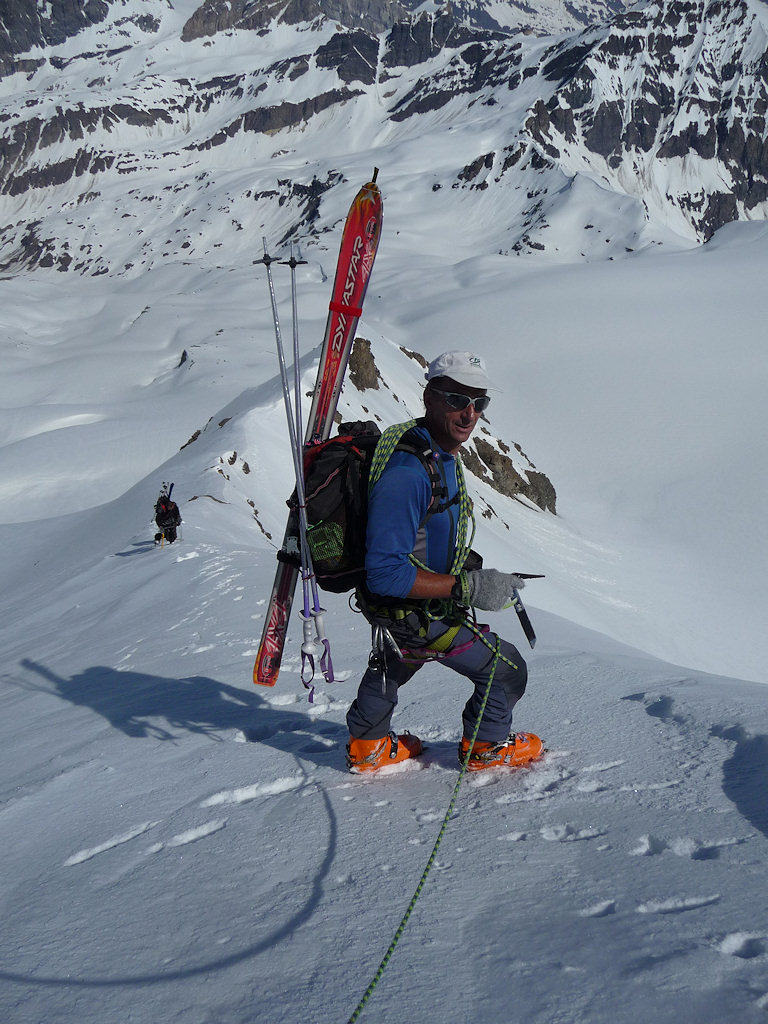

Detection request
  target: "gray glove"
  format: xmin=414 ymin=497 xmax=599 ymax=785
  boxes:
xmin=463 ymin=568 xmax=526 ymax=612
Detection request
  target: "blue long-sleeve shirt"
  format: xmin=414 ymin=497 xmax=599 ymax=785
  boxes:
xmin=365 ymin=426 xmax=461 ymax=599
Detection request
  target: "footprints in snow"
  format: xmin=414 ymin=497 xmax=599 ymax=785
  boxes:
xmin=718 ymin=932 xmax=767 ymax=959
xmin=580 ymin=900 xmax=768 ymax=968
xmin=629 ymin=832 xmax=745 ymax=860
xmin=577 ymin=895 xmax=766 ymax=933
xmin=236 ymin=701 xmax=348 ymax=757
xmin=561 ymin=690 xmax=768 ymax=974
xmin=625 ymin=689 xmax=768 ymax=839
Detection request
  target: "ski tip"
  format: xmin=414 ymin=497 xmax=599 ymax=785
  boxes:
xmin=361 ymin=170 xmax=381 ymax=199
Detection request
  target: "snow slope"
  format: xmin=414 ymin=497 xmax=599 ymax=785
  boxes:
xmin=1 ymin=202 xmax=768 ymax=1022
xmin=1 ymin=2 xmax=768 ymax=1017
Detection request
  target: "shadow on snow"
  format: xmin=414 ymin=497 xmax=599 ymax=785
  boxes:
xmin=19 ymin=656 xmax=347 ymax=754
xmin=3 ymin=658 xmax=344 ymax=989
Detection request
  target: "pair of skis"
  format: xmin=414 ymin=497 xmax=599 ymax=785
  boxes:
xmin=254 ymin=170 xmax=384 ymax=688
xmin=258 ymin=240 xmax=333 ymax=698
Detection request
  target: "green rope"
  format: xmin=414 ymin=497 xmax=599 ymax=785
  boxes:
xmin=450 ymin=456 xmax=475 ymax=574
xmin=347 ymin=423 xmax=509 ymax=1019
xmin=368 ymin=419 xmax=418 ymax=494
xmin=346 ymin=636 xmax=502 ymax=1024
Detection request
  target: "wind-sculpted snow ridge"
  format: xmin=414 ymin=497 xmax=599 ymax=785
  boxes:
xmin=1 ymin=0 xmax=768 ymax=274
xmin=170 ymin=332 xmax=557 ymax=542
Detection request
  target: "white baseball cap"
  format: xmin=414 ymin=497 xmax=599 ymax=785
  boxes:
xmin=425 ymin=351 xmax=490 ymax=389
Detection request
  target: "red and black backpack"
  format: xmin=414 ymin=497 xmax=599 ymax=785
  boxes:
xmin=280 ymin=420 xmax=450 ymax=593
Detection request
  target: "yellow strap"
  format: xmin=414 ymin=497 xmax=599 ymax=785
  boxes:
xmin=424 ymin=623 xmax=462 ymax=654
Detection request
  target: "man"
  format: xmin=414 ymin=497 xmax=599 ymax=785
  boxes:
xmin=154 ymin=488 xmax=182 ymax=544
xmin=345 ymin=350 xmax=543 ymax=773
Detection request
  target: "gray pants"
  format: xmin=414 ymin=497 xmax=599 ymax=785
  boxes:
xmin=346 ymin=620 xmax=528 ymax=744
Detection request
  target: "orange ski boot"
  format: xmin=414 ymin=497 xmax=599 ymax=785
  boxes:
xmin=346 ymin=732 xmax=423 ymax=773
xmin=458 ymin=732 xmax=543 ymax=771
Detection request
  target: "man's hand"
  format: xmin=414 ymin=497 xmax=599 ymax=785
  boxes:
xmin=462 ymin=568 xmax=526 ymax=612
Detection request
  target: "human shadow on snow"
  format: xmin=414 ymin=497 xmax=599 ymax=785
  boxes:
xmin=20 ymin=658 xmax=348 ymax=768
xmin=113 ymin=540 xmax=158 ymax=557
xmin=2 ymin=660 xmax=344 ymax=990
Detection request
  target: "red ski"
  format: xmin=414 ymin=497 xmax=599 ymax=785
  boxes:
xmin=254 ymin=171 xmax=383 ymax=687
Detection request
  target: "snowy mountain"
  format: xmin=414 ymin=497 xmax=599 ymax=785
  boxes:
xmin=2 ymin=4 xmax=768 ymax=1022
xmin=3 ymin=0 xmax=768 ymax=276
xmin=527 ymin=0 xmax=768 ymax=242
xmin=0 ymin=0 xmax=627 ymax=58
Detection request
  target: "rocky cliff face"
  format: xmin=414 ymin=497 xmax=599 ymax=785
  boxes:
xmin=400 ymin=0 xmax=626 ymax=35
xmin=1 ymin=0 xmax=768 ymax=275
xmin=0 ymin=0 xmax=621 ymax=69
xmin=523 ymin=0 xmax=768 ymax=241
xmin=0 ymin=1 xmax=109 ymax=73
xmin=180 ymin=0 xmax=412 ymax=39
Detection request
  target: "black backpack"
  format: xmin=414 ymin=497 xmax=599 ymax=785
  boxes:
xmin=155 ymin=496 xmax=181 ymax=528
xmin=280 ymin=420 xmax=450 ymax=594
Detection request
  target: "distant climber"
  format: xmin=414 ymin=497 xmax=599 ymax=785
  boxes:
xmin=154 ymin=483 xmax=181 ymax=544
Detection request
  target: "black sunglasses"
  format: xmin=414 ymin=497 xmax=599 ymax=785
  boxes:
xmin=430 ymin=388 xmax=491 ymax=413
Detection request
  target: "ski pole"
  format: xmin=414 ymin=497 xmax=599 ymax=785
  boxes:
xmin=286 ymin=245 xmax=306 ymax=482
xmin=259 ymin=240 xmax=317 ymax=682
xmin=283 ymin=241 xmax=335 ymax=685
xmin=283 ymin=244 xmax=334 ymax=684
xmin=283 ymin=242 xmax=326 ymax=687
xmin=259 ymin=240 xmax=333 ymax=694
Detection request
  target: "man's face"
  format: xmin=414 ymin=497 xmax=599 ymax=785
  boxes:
xmin=423 ymin=377 xmax=489 ymax=454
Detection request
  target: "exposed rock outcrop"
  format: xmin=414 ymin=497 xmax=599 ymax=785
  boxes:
xmin=347 ymin=340 xmax=557 ymax=514
xmin=348 ymin=338 xmax=382 ymax=391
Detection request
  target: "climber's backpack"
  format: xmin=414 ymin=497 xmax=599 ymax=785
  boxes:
xmin=280 ymin=419 xmax=453 ymax=594
xmin=155 ymin=497 xmax=180 ymax=528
